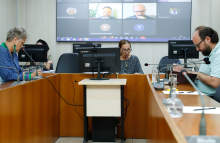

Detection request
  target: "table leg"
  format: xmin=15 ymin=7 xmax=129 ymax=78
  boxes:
xmin=83 ymin=85 xmax=88 ymax=143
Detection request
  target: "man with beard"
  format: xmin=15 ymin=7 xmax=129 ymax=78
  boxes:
xmin=173 ymin=26 xmax=220 ymax=95
xmin=95 ymin=6 xmax=116 ymax=19
xmin=125 ymin=4 xmax=154 ymax=19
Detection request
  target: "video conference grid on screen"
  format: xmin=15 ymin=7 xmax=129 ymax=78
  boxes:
xmin=57 ymin=0 xmax=191 ymax=42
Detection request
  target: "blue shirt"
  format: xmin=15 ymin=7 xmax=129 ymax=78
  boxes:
xmin=0 ymin=43 xmax=23 ymax=82
xmin=195 ymin=41 xmax=220 ymax=95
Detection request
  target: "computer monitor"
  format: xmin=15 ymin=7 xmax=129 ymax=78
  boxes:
xmin=78 ymin=47 xmax=120 ymax=80
xmin=168 ymin=40 xmax=199 ymax=68
xmin=73 ymin=43 xmax=101 ymax=53
xmin=18 ymin=44 xmax=49 ymax=64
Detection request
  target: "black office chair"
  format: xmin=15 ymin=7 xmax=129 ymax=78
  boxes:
xmin=211 ymin=86 xmax=220 ymax=103
xmin=56 ymin=53 xmax=79 ymax=73
xmin=158 ymin=56 xmax=179 ymax=73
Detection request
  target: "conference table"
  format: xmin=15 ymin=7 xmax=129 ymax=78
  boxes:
xmin=0 ymin=73 xmax=220 ymax=143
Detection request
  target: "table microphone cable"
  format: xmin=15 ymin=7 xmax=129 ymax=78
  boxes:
xmin=69 ymin=73 xmax=84 ymax=120
xmin=42 ymin=76 xmax=84 ymax=120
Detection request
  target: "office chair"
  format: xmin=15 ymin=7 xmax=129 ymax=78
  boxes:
xmin=158 ymin=56 xmax=179 ymax=73
xmin=56 ymin=53 xmax=79 ymax=73
xmin=211 ymin=86 xmax=220 ymax=103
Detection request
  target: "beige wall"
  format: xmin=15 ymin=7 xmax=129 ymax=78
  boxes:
xmin=1 ymin=0 xmax=220 ymax=74
xmin=0 ymin=0 xmax=16 ymax=42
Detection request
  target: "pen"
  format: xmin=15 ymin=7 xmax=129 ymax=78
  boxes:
xmin=194 ymin=107 xmax=216 ymax=111
xmin=178 ymin=92 xmax=184 ymax=93
xmin=188 ymin=91 xmax=194 ymax=93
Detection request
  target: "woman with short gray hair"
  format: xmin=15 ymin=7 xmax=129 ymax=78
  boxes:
xmin=0 ymin=26 xmax=42 ymax=82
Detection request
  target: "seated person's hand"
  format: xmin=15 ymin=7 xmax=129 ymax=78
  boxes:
xmin=31 ymin=70 xmax=43 ymax=78
xmin=136 ymin=16 xmax=146 ymax=19
xmin=47 ymin=60 xmax=52 ymax=63
xmin=134 ymin=73 xmax=140 ymax=74
xmin=172 ymin=64 xmax=183 ymax=72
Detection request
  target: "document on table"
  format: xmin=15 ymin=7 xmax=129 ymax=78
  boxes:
xmin=42 ymin=70 xmax=55 ymax=73
xmin=162 ymin=91 xmax=205 ymax=95
xmin=183 ymin=106 xmax=220 ymax=114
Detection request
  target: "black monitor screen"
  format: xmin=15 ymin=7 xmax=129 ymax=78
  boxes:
xmin=78 ymin=47 xmax=120 ymax=79
xmin=57 ymin=0 xmax=192 ymax=42
xmin=18 ymin=44 xmax=48 ymax=63
xmin=168 ymin=40 xmax=199 ymax=67
xmin=73 ymin=43 xmax=101 ymax=53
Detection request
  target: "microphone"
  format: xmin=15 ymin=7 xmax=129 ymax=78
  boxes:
xmin=181 ymin=70 xmax=206 ymax=135
xmin=181 ymin=70 xmax=220 ymax=142
xmin=145 ymin=61 xmax=210 ymax=90
xmin=203 ymin=57 xmax=209 ymax=61
xmin=0 ymin=66 xmax=20 ymax=83
xmin=22 ymin=48 xmax=42 ymax=80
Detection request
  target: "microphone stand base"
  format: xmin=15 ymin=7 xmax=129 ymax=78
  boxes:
xmin=163 ymin=78 xmax=169 ymax=85
xmin=186 ymin=135 xmax=220 ymax=143
xmin=32 ymin=76 xmax=42 ymax=80
xmin=152 ymin=82 xmax=164 ymax=90
xmin=10 ymin=81 xmax=24 ymax=87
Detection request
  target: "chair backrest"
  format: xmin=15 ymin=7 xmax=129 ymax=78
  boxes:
xmin=56 ymin=53 xmax=79 ymax=73
xmin=0 ymin=76 xmax=4 ymax=83
xmin=213 ymin=86 xmax=220 ymax=103
xmin=158 ymin=56 xmax=179 ymax=73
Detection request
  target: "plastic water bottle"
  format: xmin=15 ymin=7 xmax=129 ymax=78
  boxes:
xmin=163 ymin=91 xmax=184 ymax=118
xmin=152 ymin=68 xmax=158 ymax=82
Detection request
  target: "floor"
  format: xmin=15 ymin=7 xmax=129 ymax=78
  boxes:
xmin=55 ymin=137 xmax=147 ymax=143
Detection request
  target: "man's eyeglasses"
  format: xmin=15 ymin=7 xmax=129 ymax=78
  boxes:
xmin=122 ymin=48 xmax=132 ymax=53
xmin=134 ymin=10 xmax=145 ymax=13
xmin=196 ymin=38 xmax=205 ymax=49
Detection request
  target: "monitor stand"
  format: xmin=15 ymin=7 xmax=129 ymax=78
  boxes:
xmin=90 ymin=59 xmax=109 ymax=80
xmin=182 ymin=48 xmax=195 ymax=71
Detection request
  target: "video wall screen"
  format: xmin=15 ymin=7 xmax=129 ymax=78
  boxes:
xmin=57 ymin=0 xmax=192 ymax=42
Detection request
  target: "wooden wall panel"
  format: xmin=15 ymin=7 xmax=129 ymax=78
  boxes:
xmin=59 ymin=74 xmax=147 ymax=138
xmin=0 ymin=75 xmax=60 ymax=143
xmin=59 ymin=74 xmax=92 ymax=137
xmin=119 ymin=74 xmax=146 ymax=138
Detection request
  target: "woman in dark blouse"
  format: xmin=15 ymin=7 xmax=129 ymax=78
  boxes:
xmin=119 ymin=39 xmax=144 ymax=74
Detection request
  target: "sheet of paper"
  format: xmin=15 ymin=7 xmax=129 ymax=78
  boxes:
xmin=162 ymin=91 xmax=205 ymax=95
xmin=183 ymin=106 xmax=220 ymax=114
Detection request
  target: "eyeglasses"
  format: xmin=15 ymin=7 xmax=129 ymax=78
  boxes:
xmin=122 ymin=48 xmax=132 ymax=53
xmin=196 ymin=38 xmax=205 ymax=49
xmin=134 ymin=10 xmax=145 ymax=13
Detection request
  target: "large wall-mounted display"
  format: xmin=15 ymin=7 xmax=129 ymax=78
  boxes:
xmin=57 ymin=0 xmax=192 ymax=42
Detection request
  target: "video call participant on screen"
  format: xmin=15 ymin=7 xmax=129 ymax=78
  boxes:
xmin=173 ymin=26 xmax=220 ymax=96
xmin=170 ymin=8 xmax=178 ymax=15
xmin=0 ymin=26 xmax=42 ymax=83
xmin=66 ymin=7 xmax=76 ymax=15
xmin=96 ymin=6 xmax=116 ymax=19
xmin=126 ymin=4 xmax=154 ymax=19
xmin=119 ymin=39 xmax=143 ymax=74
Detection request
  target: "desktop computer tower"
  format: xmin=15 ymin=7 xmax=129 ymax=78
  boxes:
xmin=92 ymin=117 xmax=115 ymax=142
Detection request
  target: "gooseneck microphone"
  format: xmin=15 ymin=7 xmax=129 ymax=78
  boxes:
xmin=22 ymin=48 xmax=42 ymax=80
xmin=181 ymin=70 xmax=206 ymax=135
xmin=0 ymin=66 xmax=20 ymax=83
xmin=145 ymin=60 xmax=211 ymax=90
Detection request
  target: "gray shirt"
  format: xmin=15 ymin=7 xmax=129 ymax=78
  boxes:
xmin=120 ymin=55 xmax=144 ymax=74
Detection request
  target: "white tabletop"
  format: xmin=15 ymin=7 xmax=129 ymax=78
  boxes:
xmin=78 ymin=78 xmax=127 ymax=85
